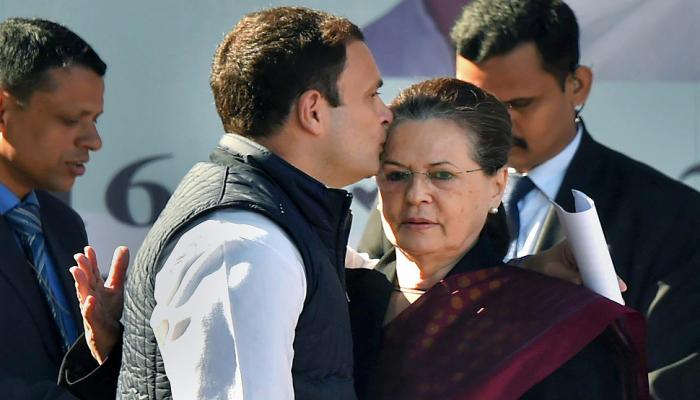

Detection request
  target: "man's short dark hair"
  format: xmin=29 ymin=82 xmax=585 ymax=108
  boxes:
xmin=0 ymin=18 xmax=106 ymax=103
xmin=451 ymin=0 xmax=579 ymax=88
xmin=210 ymin=7 xmax=364 ymax=138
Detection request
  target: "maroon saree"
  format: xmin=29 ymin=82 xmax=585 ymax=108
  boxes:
xmin=371 ymin=266 xmax=648 ymax=399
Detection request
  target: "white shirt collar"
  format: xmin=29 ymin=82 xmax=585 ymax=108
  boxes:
xmin=524 ymin=124 xmax=583 ymax=200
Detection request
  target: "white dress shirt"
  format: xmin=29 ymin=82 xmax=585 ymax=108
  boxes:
xmin=150 ymin=210 xmax=305 ymax=399
xmin=150 ymin=209 xmax=376 ymax=400
xmin=506 ymin=126 xmax=583 ymax=259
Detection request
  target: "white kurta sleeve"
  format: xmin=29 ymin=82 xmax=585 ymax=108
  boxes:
xmin=150 ymin=210 xmax=306 ymax=400
xmin=344 ymin=245 xmax=379 ymax=269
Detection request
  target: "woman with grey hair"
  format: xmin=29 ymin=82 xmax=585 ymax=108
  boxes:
xmin=347 ymin=77 xmax=647 ymax=400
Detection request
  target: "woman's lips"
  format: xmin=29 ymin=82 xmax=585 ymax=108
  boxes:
xmin=402 ymin=217 xmax=437 ymax=230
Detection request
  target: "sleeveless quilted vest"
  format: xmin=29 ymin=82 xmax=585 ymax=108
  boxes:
xmin=117 ymin=134 xmax=357 ymax=399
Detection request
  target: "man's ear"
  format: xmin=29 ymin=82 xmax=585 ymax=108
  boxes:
xmin=296 ymin=89 xmax=327 ymax=136
xmin=567 ymin=65 xmax=593 ymax=107
xmin=0 ymin=91 xmax=10 ymax=135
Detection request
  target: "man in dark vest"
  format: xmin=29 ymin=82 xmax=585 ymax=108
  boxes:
xmin=63 ymin=6 xmax=392 ymax=400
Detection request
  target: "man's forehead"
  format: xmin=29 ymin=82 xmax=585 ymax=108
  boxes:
xmin=455 ymin=54 xmax=487 ymax=83
xmin=340 ymin=41 xmax=381 ymax=86
xmin=47 ymin=66 xmax=103 ymax=86
xmin=456 ymin=51 xmax=547 ymax=98
xmin=27 ymin=67 xmax=104 ymax=110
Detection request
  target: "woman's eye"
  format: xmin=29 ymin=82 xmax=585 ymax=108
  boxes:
xmin=430 ymin=171 xmax=456 ymax=180
xmin=386 ymin=171 xmax=410 ymax=181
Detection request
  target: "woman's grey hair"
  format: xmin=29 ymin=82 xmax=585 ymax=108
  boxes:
xmin=388 ymin=77 xmax=512 ymax=175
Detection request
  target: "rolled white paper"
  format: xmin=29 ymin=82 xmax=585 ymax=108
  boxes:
xmin=552 ymin=190 xmax=625 ymax=305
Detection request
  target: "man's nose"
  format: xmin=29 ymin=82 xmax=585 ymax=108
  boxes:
xmin=380 ymin=102 xmax=393 ymax=126
xmin=79 ymin=122 xmax=102 ymax=151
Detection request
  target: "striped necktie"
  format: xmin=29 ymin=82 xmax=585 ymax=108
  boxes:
xmin=505 ymin=175 xmax=536 ymax=250
xmin=5 ymin=202 xmax=77 ymax=349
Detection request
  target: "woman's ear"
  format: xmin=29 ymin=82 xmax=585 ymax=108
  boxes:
xmin=490 ymin=167 xmax=509 ymax=207
xmin=296 ymin=89 xmax=327 ymax=136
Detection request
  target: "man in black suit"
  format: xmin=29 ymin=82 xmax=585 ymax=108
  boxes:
xmin=360 ymin=0 xmax=700 ymax=398
xmin=0 ymin=17 xmax=116 ymax=399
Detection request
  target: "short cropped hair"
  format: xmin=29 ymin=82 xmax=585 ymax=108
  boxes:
xmin=210 ymin=7 xmax=364 ymax=138
xmin=389 ymin=77 xmax=512 ymax=176
xmin=0 ymin=18 xmax=106 ymax=103
xmin=451 ymin=0 xmax=579 ymax=88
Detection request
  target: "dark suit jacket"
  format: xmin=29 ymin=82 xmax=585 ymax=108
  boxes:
xmin=0 ymin=191 xmax=86 ymax=399
xmin=550 ymin=127 xmax=700 ymax=398
xmin=358 ymin=127 xmax=700 ymax=398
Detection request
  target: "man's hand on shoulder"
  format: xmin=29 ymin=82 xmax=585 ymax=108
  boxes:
xmin=70 ymin=246 xmax=129 ymax=364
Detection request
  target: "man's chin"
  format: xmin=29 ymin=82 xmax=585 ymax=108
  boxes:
xmin=508 ymin=152 xmax=535 ymax=173
xmin=45 ymin=178 xmax=76 ymax=194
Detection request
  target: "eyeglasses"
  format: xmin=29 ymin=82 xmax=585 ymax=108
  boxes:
xmin=378 ymin=167 xmax=483 ymax=191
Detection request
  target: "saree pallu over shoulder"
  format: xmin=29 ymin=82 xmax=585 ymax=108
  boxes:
xmin=371 ymin=266 xmax=648 ymax=400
